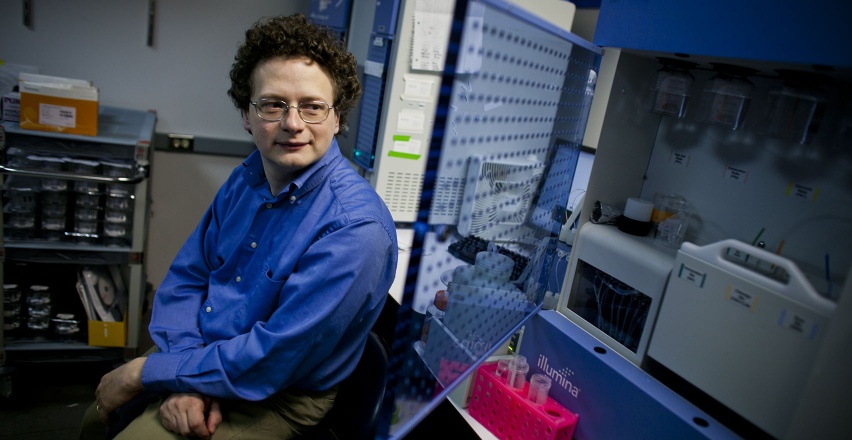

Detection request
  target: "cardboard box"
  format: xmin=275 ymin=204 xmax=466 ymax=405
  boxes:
xmin=87 ymin=315 xmax=126 ymax=347
xmin=18 ymin=73 xmax=99 ymax=136
xmin=2 ymin=92 xmax=20 ymax=122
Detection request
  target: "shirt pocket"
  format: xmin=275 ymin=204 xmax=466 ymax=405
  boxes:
xmin=243 ymin=264 xmax=288 ymax=321
xmin=262 ymin=262 xmax=290 ymax=283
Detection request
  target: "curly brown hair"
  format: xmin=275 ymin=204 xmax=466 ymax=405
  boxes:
xmin=228 ymin=14 xmax=361 ymax=128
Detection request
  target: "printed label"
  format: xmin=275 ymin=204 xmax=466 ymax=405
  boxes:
xmin=677 ymin=263 xmax=706 ymax=288
xmin=786 ymin=182 xmax=819 ymax=201
xmin=39 ymin=103 xmax=76 ymax=128
xmin=724 ymin=165 xmax=749 ymax=183
xmin=669 ymin=151 xmax=690 ymax=166
xmin=725 ymin=285 xmax=756 ymax=310
xmin=364 ymin=60 xmax=384 ymax=78
xmin=778 ymin=309 xmax=820 ymax=340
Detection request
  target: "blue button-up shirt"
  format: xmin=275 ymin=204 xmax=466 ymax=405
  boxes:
xmin=141 ymin=140 xmax=397 ymax=401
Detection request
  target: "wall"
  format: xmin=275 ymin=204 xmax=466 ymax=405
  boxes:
xmin=570 ymin=7 xmax=599 ymax=42
xmin=0 ymin=0 xmax=310 ymax=288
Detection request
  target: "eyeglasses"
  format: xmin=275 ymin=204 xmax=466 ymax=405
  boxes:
xmin=250 ymin=98 xmax=335 ymax=124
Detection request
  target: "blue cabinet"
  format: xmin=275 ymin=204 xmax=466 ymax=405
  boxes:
xmin=594 ymin=0 xmax=852 ymax=69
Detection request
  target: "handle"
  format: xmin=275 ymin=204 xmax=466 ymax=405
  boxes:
xmin=0 ymin=164 xmax=147 ymax=184
xmin=680 ymin=239 xmax=836 ymax=316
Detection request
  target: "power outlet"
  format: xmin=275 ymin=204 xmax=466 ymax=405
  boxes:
xmin=167 ymin=134 xmax=194 ymax=152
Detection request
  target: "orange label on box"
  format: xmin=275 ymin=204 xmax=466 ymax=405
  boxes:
xmin=19 ymin=92 xmax=98 ymax=136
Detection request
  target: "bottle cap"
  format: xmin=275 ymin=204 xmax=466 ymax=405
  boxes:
xmin=433 ymin=290 xmax=449 ymax=311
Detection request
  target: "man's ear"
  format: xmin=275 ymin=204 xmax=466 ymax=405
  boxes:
xmin=241 ymin=110 xmax=252 ymax=134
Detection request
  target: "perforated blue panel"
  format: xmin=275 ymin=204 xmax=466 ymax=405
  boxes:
xmin=380 ymin=1 xmax=602 ymax=438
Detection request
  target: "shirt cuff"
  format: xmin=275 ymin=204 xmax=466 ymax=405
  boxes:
xmin=141 ymin=351 xmax=183 ymax=392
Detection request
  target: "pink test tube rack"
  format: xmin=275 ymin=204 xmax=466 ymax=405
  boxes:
xmin=468 ymin=363 xmax=578 ymax=440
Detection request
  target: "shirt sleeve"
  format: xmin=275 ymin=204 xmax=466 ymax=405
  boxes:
xmin=146 ymin=201 xmax=220 ymax=354
xmin=141 ymin=216 xmax=395 ymax=400
xmin=147 ymin=161 xmax=242 ymax=356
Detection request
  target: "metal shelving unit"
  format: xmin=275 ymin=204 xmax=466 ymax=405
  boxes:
xmin=0 ymin=106 xmax=155 ymax=395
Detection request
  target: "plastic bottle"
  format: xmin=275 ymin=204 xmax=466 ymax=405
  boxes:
xmin=420 ymin=289 xmax=449 ymax=346
xmin=698 ymin=63 xmax=756 ymax=130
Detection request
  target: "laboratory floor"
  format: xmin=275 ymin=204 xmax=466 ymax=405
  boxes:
xmin=0 ymin=361 xmax=107 ymax=440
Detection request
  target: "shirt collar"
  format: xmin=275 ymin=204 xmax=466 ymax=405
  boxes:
xmin=241 ymin=138 xmax=343 ymax=199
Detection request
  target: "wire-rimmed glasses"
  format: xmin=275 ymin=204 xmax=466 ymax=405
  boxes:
xmin=250 ymin=98 xmax=335 ymax=124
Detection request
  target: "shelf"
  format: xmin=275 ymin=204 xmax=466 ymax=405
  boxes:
xmin=5 ymin=339 xmax=103 ymax=351
xmin=3 ymin=339 xmax=123 ymax=363
xmin=2 ymin=244 xmax=139 ymax=265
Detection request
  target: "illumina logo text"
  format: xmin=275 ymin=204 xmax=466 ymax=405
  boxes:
xmin=537 ymin=354 xmax=580 ymax=398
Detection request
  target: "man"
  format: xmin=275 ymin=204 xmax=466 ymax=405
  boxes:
xmin=80 ymin=14 xmax=397 ymax=439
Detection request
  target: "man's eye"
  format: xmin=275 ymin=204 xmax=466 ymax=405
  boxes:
xmin=262 ymin=102 xmax=286 ymax=111
xmin=301 ymin=103 xmax=325 ymax=112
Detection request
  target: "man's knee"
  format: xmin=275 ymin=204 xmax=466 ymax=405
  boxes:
xmin=78 ymin=401 xmax=106 ymax=440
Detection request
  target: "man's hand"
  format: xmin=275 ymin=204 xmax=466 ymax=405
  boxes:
xmin=96 ymin=357 xmax=147 ymax=424
xmin=159 ymin=393 xmax=222 ymax=439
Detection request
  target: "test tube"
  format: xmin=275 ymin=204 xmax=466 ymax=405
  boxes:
xmin=527 ymin=373 xmax=552 ymax=405
xmin=495 ymin=358 xmax=510 ymax=379
xmin=506 ymin=355 xmax=529 ymax=390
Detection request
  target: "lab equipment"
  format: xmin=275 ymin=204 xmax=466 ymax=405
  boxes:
xmin=617 ymin=197 xmax=654 ymax=236
xmin=648 ymin=58 xmax=697 ymax=118
xmin=468 ymin=361 xmax=578 ymax=440
xmin=505 ymin=354 xmax=529 ymax=390
xmin=648 ymin=239 xmax=836 ymax=439
xmin=447 ymin=235 xmax=529 ymax=281
xmin=760 ymin=70 xmax=828 ymax=144
xmin=653 ymin=197 xmax=693 ymax=249
xmin=527 ymin=373 xmax=552 ymax=405
xmin=558 ymin=223 xmax=674 ymax=366
xmin=695 ymin=63 xmax=756 ymax=130
xmin=419 ymin=289 xmax=448 ymax=346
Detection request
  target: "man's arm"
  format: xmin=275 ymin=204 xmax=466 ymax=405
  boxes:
xmin=95 ymin=357 xmax=146 ymax=424
xmin=96 ymin=360 xmax=223 ymax=438
xmin=96 ymin=178 xmax=236 ymax=427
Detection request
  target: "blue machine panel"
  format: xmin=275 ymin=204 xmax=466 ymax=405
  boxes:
xmin=594 ymin=0 xmax=852 ymax=69
xmin=372 ymin=0 xmax=402 ymax=35
xmin=308 ymin=0 xmax=354 ymax=31
xmin=518 ymin=310 xmax=742 ymax=440
xmin=353 ymin=35 xmax=394 ymax=170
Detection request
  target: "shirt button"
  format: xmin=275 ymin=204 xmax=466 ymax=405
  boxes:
xmin=266 ymin=203 xmax=272 ymax=208
xmin=236 ymin=276 xmax=242 ymax=283
xmin=251 ymin=242 xmax=257 ymax=248
xmin=205 ymin=306 xmax=212 ymax=313
xmin=289 ymin=195 xmax=296 ymax=202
